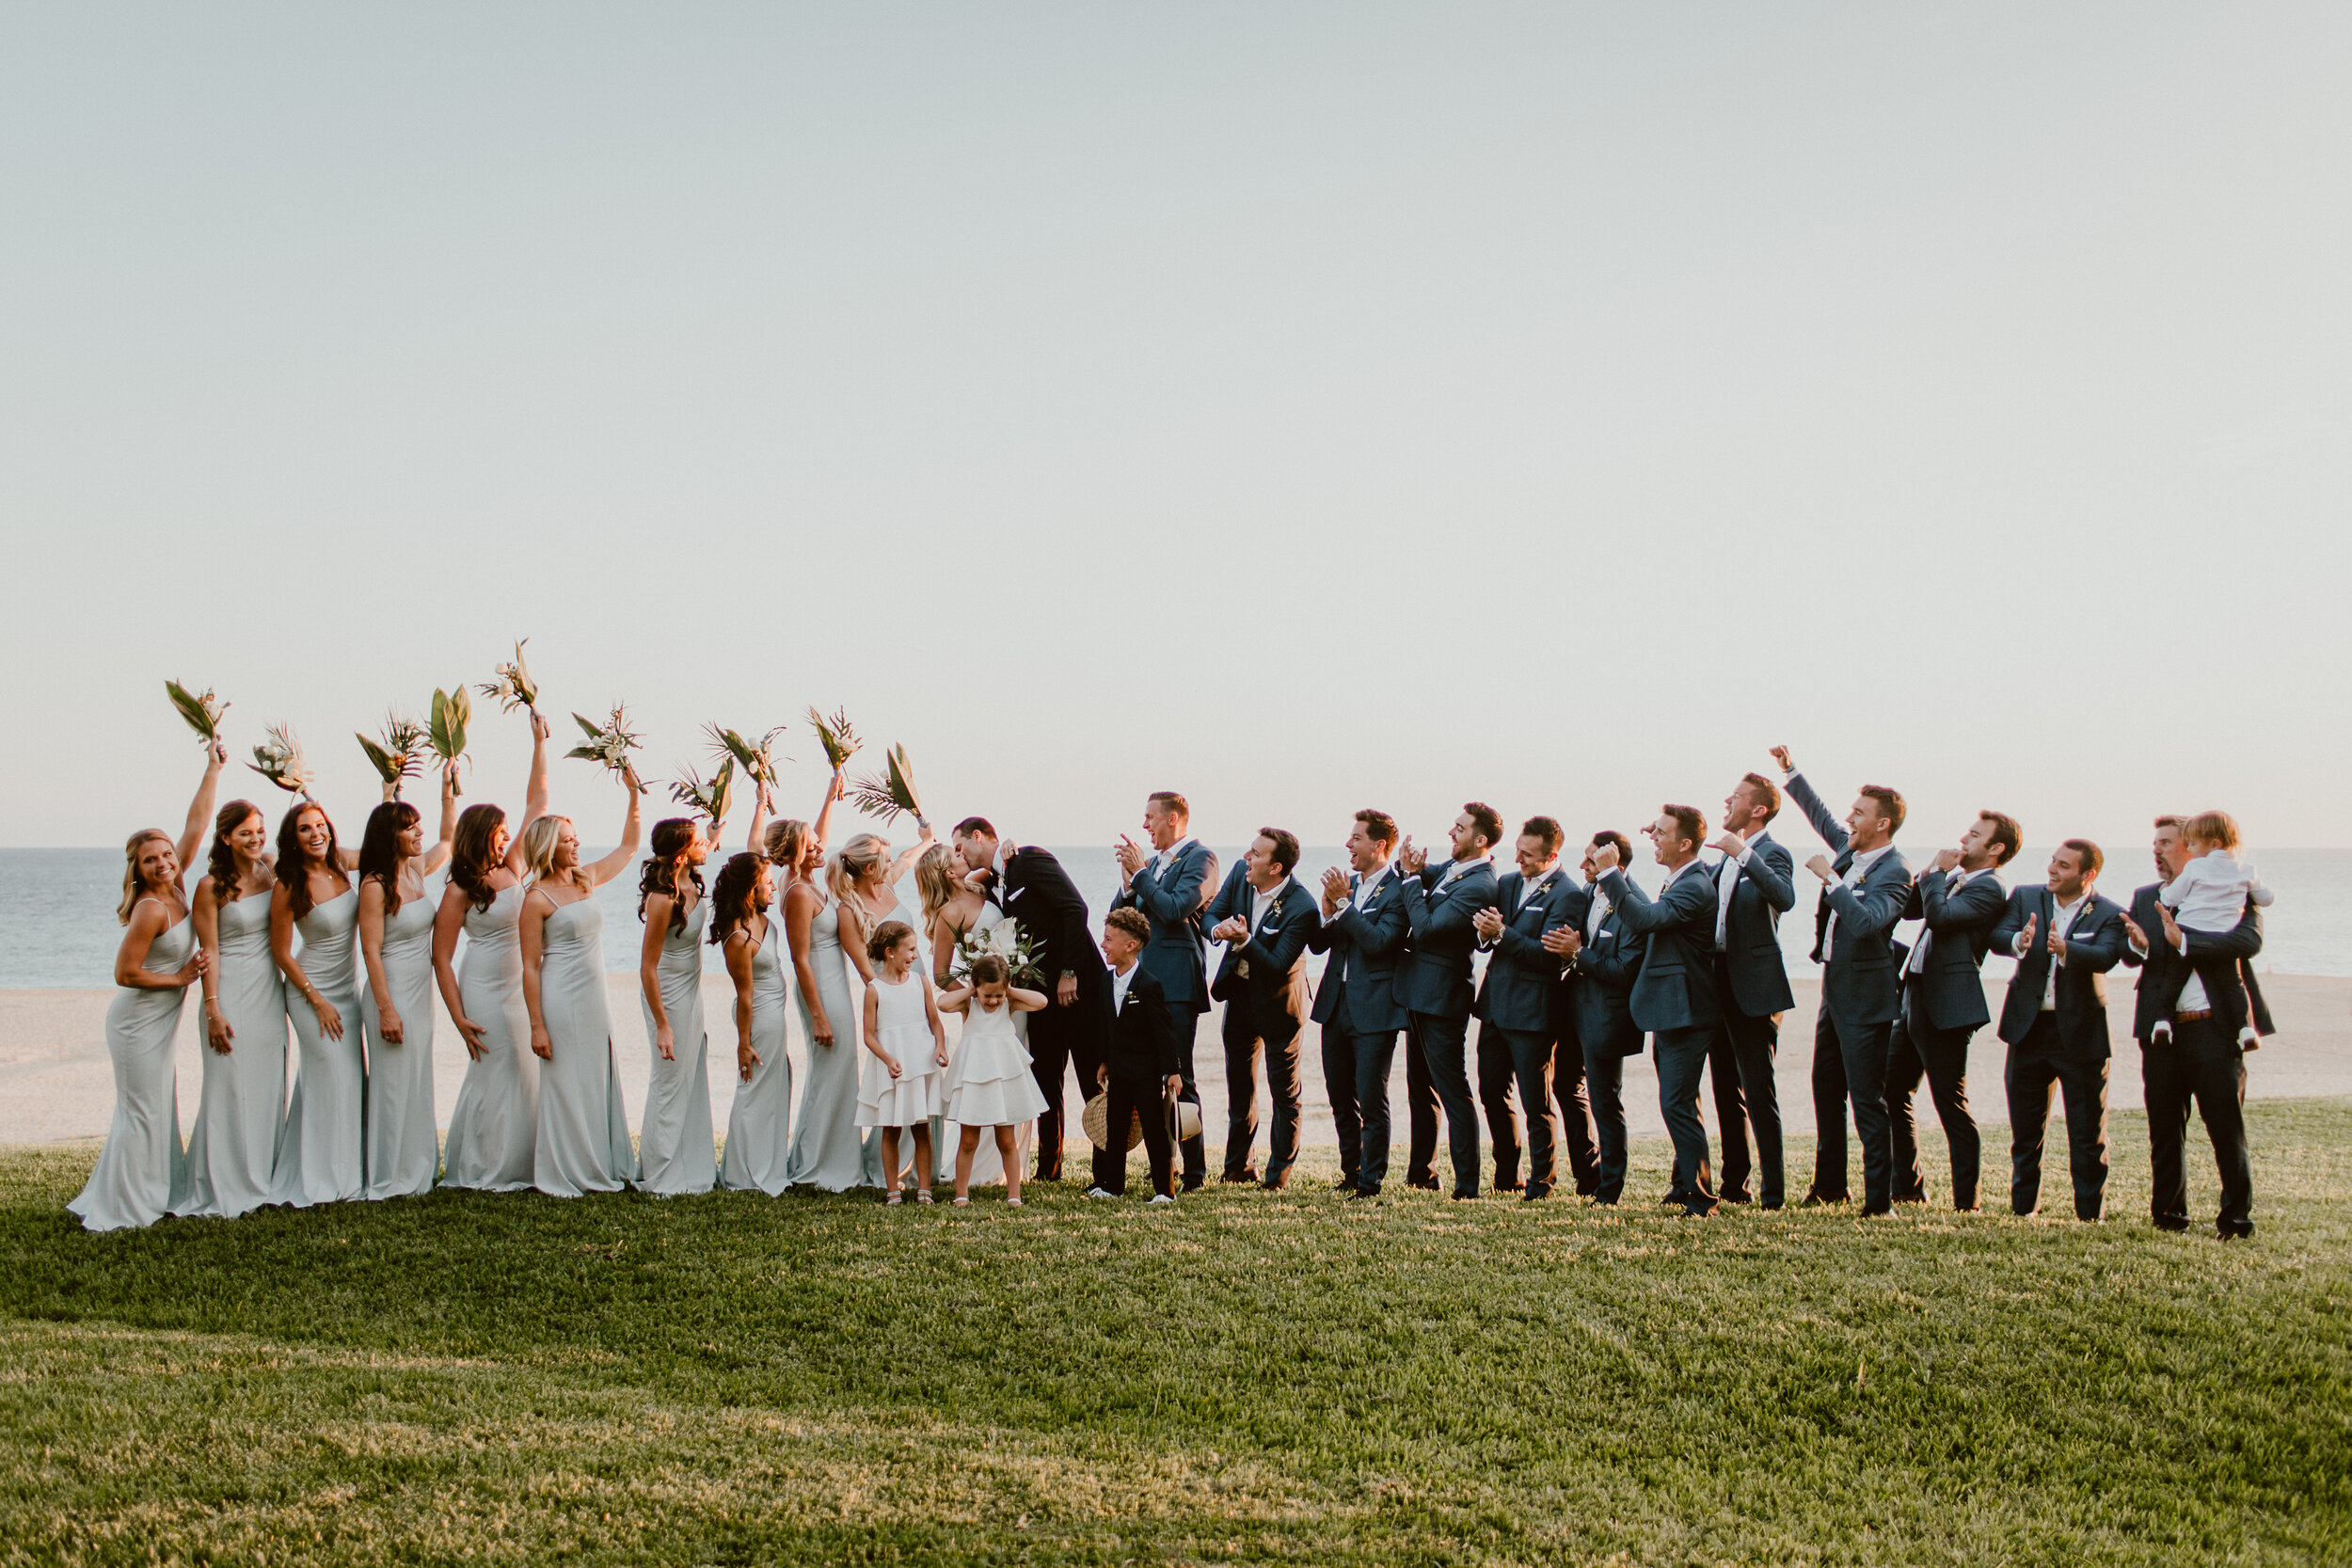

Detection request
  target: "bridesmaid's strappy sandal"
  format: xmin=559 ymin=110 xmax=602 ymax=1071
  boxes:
xmin=915 ymin=1191 xmax=934 ymax=1205
xmin=885 ymin=1191 xmax=902 ymax=1206
xmin=1006 ymin=1196 xmax=1025 ymax=1207
xmin=951 ymin=1196 xmax=969 ymax=1208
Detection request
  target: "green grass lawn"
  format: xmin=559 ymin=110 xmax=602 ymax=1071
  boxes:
xmin=3 ymin=1100 xmax=2349 ymax=1566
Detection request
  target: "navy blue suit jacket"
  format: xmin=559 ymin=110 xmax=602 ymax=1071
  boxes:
xmin=1602 ymin=862 xmax=1724 ymax=1035
xmin=1210 ymin=877 xmax=1319 ymax=1029
xmin=1717 ymin=832 xmax=1797 ymax=1017
xmin=1400 ymin=859 xmax=1501 ymax=1021
xmin=1898 ymin=868 xmax=2008 ymax=1032
xmin=1786 ymin=770 xmax=1911 ymax=1029
xmin=2119 ymin=883 xmax=2273 ymax=1043
xmin=1108 ymin=840 xmax=1218 ymax=1014
xmin=1473 ymin=868 xmax=1575 ymax=1035
xmin=1309 ymin=864 xmax=1411 ymax=1035
xmin=1990 ymin=886 xmax=2128 ymax=1056
xmin=1547 ymin=883 xmax=1643 ymax=1059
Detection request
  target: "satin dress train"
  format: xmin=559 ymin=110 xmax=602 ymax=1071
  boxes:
xmin=360 ymin=884 xmax=439 ymax=1199
xmin=533 ymin=897 xmax=638 ymax=1196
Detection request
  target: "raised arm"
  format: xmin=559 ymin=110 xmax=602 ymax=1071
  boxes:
xmin=420 ymin=764 xmax=459 ymax=875
xmin=1781 ymin=766 xmax=1850 ymax=856
xmin=884 ymin=825 xmax=937 ymax=888
xmin=177 ymin=741 xmax=228 ymax=880
xmin=507 ymin=713 xmax=552 ymax=875
xmin=744 ymin=781 xmax=771 ymax=857
xmin=581 ymin=768 xmax=644 ymax=888
xmin=810 ymin=770 xmax=843 ymax=853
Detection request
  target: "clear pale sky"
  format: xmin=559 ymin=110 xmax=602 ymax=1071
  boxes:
xmin=4 ymin=4 xmax=2346 ymax=854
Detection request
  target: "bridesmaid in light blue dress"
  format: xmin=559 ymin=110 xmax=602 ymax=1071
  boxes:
xmin=435 ymin=716 xmax=552 ymax=1192
xmin=268 ymin=791 xmax=379 ymax=1208
xmin=356 ymin=771 xmax=458 ymax=1200
xmin=520 ymin=770 xmax=643 ymax=1197
xmin=71 ymin=745 xmax=224 ymax=1232
xmin=634 ymin=816 xmax=718 ymax=1195
xmin=180 ymin=796 xmax=290 ymax=1219
xmin=716 ymin=850 xmax=794 ymax=1194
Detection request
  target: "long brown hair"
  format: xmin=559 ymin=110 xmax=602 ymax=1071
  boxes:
xmin=638 ymin=818 xmax=703 ymax=933
xmin=276 ymin=802 xmax=340 ymax=923
xmin=707 ymin=852 xmax=766 ymax=947
xmin=358 ymin=800 xmax=421 ymax=918
xmin=449 ymin=803 xmax=507 ymax=913
xmin=207 ymin=800 xmax=263 ymax=906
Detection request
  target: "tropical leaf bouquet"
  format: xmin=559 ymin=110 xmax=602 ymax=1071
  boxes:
xmin=165 ymin=680 xmax=230 ymax=745
xmin=668 ymin=757 xmax=735 ymax=832
xmin=428 ymin=686 xmax=471 ymax=795
xmin=806 ymin=705 xmax=861 ymax=770
xmin=565 ymin=705 xmax=644 ymax=788
xmin=478 ymin=639 xmax=540 ymax=718
xmin=357 ymin=709 xmax=429 ymax=794
xmin=248 ymin=722 xmax=313 ymax=796
xmin=847 ymin=742 xmax=925 ymax=828
xmin=705 ymin=723 xmax=786 ymax=792
xmin=950 ymin=917 xmax=1045 ymax=990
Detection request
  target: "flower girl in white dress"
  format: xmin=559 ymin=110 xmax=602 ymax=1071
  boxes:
xmin=935 ymin=953 xmax=1048 ymax=1207
xmin=856 ymin=920 xmax=947 ymax=1204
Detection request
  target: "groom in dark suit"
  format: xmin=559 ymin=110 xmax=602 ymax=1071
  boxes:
xmin=1109 ymin=791 xmax=1216 ymax=1189
xmin=1774 ymin=747 xmax=1912 ymax=1216
xmin=952 ymin=817 xmax=1109 ymax=1185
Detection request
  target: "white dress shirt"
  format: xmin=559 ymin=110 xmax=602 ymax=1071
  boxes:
xmin=2016 ymin=892 xmax=2090 ymax=1010
xmin=1825 ymin=844 xmax=1896 ymax=960
xmin=1713 ymin=838 xmax=1761 ymax=950
xmin=1349 ymin=860 xmax=1394 ymax=914
xmin=1147 ymin=835 xmax=1199 ymax=882
xmin=1111 ymin=958 xmax=1141 ymax=1012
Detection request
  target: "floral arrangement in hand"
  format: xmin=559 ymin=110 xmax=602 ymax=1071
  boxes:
xmin=951 ymin=917 xmax=1045 ymax=990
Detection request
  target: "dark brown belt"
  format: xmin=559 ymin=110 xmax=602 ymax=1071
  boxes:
xmin=2174 ymin=1008 xmax=2214 ymax=1022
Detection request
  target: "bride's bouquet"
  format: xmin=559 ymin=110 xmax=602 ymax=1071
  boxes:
xmin=950 ymin=916 xmax=1046 ymax=990
xmin=806 ymin=705 xmax=861 ymax=770
xmin=248 ymin=722 xmax=313 ymax=796
xmin=356 ymin=708 xmax=429 ymax=795
xmin=564 ymin=704 xmax=644 ymax=788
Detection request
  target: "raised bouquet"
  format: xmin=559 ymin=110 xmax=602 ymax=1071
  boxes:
xmin=705 ymin=723 xmax=786 ymax=792
xmin=357 ymin=709 xmax=429 ymax=795
xmin=428 ymin=686 xmax=471 ymax=795
xmin=248 ymin=722 xmax=313 ymax=795
xmin=478 ymin=639 xmax=540 ymax=718
xmin=950 ymin=916 xmax=1045 ymax=990
xmin=668 ymin=756 xmax=735 ymax=832
xmin=165 ymin=680 xmax=229 ymax=745
xmin=564 ymin=704 xmax=644 ymax=788
xmin=847 ymin=742 xmax=925 ymax=828
xmin=806 ymin=705 xmax=861 ymax=770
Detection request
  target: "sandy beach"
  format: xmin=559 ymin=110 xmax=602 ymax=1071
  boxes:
xmin=5 ymin=972 xmax=2346 ymax=1152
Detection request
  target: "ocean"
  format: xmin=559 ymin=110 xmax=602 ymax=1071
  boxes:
xmin=3 ymin=845 xmax=2344 ymax=989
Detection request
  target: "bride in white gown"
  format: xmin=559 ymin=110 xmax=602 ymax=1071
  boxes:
xmin=917 ymin=844 xmax=1032 ymax=1185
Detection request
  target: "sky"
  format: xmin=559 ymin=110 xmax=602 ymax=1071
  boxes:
xmin=3 ymin=4 xmax=2347 ymax=855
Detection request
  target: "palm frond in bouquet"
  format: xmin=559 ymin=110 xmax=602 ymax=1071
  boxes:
xmin=950 ymin=918 xmax=1046 ymax=990
xmin=668 ymin=757 xmax=735 ymax=831
xmin=564 ymin=705 xmax=644 ymax=788
xmin=846 ymin=742 xmax=924 ymax=826
xmin=357 ymin=709 xmax=429 ymax=794
xmin=248 ymin=722 xmax=313 ymax=796
xmin=428 ymin=686 xmax=471 ymax=795
xmin=165 ymin=680 xmax=230 ymax=745
xmin=805 ymin=705 xmax=861 ymax=770
xmin=704 ymin=723 xmax=787 ymax=790
xmin=478 ymin=639 xmax=541 ymax=717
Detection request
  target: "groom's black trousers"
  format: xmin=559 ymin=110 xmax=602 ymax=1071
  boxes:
xmin=1027 ymin=984 xmax=1109 ymax=1183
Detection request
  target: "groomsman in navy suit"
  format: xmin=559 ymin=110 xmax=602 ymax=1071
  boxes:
xmin=1597 ymin=805 xmax=1725 ymax=1215
xmin=1470 ymin=816 xmax=1593 ymax=1200
xmin=1543 ymin=832 xmax=1640 ymax=1204
xmin=1884 ymin=811 xmax=2019 ymax=1212
xmin=1110 ymin=791 xmax=1217 ymax=1190
xmin=2118 ymin=816 xmax=2272 ymax=1238
xmin=1703 ymin=773 xmax=1797 ymax=1209
xmin=1990 ymin=839 xmax=2128 ymax=1221
xmin=1308 ymin=809 xmax=1411 ymax=1197
xmin=1207 ymin=829 xmax=1320 ymax=1189
xmin=1774 ymin=747 xmax=1912 ymax=1216
xmin=1400 ymin=803 xmax=1503 ymax=1198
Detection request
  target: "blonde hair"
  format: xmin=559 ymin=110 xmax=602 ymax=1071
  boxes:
xmin=914 ymin=843 xmax=958 ymax=927
xmin=2184 ymin=811 xmax=2242 ymax=853
xmin=764 ymin=818 xmax=809 ymax=872
xmin=518 ymin=815 xmax=587 ymax=892
xmin=828 ymin=832 xmax=887 ymax=947
xmin=117 ymin=830 xmax=174 ymax=926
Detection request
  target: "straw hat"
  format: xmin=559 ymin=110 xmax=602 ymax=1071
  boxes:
xmin=1082 ymin=1091 xmax=1144 ymax=1151
xmin=1165 ymin=1086 xmax=1201 ymax=1143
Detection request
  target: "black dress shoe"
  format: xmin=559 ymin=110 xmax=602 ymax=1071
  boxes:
xmin=1892 ymin=1188 xmax=1928 ymax=1206
xmin=1406 ymin=1176 xmax=1441 ymax=1193
xmin=1332 ymin=1177 xmax=1358 ymax=1191
xmin=1682 ymin=1197 xmax=1719 ymax=1218
xmin=1860 ymin=1201 xmax=1893 ymax=1217
xmin=1451 ymin=1190 xmax=1476 ymax=1201
xmin=1574 ymin=1178 xmax=1598 ymax=1197
xmin=1180 ymin=1176 xmax=1205 ymax=1194
xmin=1520 ymin=1183 xmax=1552 ymax=1203
xmin=1350 ymin=1184 xmax=1381 ymax=1200
xmin=1220 ymin=1170 xmax=1258 ymax=1185
xmin=1493 ymin=1180 xmax=1523 ymax=1194
xmin=1758 ymin=1199 xmax=1785 ymax=1212
xmin=1261 ymin=1177 xmax=1289 ymax=1193
xmin=2218 ymin=1221 xmax=2254 ymax=1241
xmin=1719 ymin=1189 xmax=1755 ymax=1205
xmin=2153 ymin=1215 xmax=2190 ymax=1233
xmin=1799 ymin=1189 xmax=1846 ymax=1208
